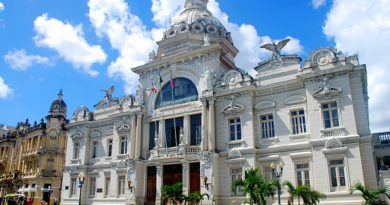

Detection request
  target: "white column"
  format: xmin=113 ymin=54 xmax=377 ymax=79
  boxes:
xmin=130 ymin=115 xmax=137 ymax=159
xmin=201 ymin=101 xmax=208 ymax=151
xmin=155 ymin=165 xmax=163 ymax=205
xmin=135 ymin=113 xmax=143 ymax=159
xmin=182 ymin=162 xmax=189 ymax=196
xmin=159 ymin=120 xmax=165 ymax=148
xmin=184 ymin=115 xmax=191 ymax=145
xmin=208 ymin=100 xmax=215 ymax=151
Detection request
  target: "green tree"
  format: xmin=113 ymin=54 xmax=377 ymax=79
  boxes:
xmin=185 ymin=192 xmax=209 ymax=205
xmin=350 ymin=182 xmax=388 ymax=205
xmin=284 ymin=181 xmax=326 ymax=205
xmin=231 ymin=168 xmax=276 ymax=205
xmin=161 ymin=182 xmax=185 ymax=205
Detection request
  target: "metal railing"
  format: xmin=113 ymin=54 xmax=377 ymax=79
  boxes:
xmin=146 ymin=145 xmax=201 ymax=159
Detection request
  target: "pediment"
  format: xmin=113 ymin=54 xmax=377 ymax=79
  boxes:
xmin=313 ymin=86 xmax=342 ymax=100
xmin=255 ymin=101 xmax=276 ymax=111
xmin=284 ymin=95 xmax=306 ymax=105
xmin=221 ymin=103 xmax=245 ymax=115
xmin=116 ymin=123 xmax=131 ymax=133
xmin=221 ymin=70 xmax=243 ymax=86
xmin=71 ymin=131 xmax=83 ymax=139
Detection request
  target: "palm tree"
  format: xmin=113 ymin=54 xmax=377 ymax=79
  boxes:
xmin=185 ymin=192 xmax=209 ymax=205
xmin=161 ymin=182 xmax=185 ymax=205
xmin=231 ymin=168 xmax=276 ymax=205
xmin=350 ymin=182 xmax=388 ymax=205
xmin=284 ymin=181 xmax=326 ymax=205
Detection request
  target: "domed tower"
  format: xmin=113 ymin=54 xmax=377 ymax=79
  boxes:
xmin=46 ymin=89 xmax=67 ymax=129
xmin=153 ymin=0 xmax=237 ymax=65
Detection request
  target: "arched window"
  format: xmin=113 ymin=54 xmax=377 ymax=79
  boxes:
xmin=155 ymin=78 xmax=198 ymax=109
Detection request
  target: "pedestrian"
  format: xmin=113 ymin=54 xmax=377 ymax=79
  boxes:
xmin=53 ymin=197 xmax=58 ymax=205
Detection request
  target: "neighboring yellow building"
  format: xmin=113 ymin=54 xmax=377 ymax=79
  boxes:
xmin=0 ymin=90 xmax=68 ymax=205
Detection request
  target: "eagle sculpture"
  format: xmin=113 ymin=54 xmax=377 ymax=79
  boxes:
xmin=101 ymin=85 xmax=115 ymax=100
xmin=260 ymin=38 xmax=290 ymax=62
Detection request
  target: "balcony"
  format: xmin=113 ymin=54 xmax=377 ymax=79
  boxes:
xmin=22 ymin=148 xmax=40 ymax=158
xmin=147 ymin=145 xmax=201 ymax=159
xmin=373 ymin=132 xmax=390 ymax=148
xmin=40 ymin=170 xmax=56 ymax=177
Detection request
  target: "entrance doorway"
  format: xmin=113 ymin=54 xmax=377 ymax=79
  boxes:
xmin=146 ymin=167 xmax=156 ymax=205
xmin=189 ymin=162 xmax=200 ymax=193
xmin=163 ymin=164 xmax=183 ymax=185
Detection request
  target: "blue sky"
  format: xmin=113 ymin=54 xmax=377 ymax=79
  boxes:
xmin=0 ymin=0 xmax=389 ymax=132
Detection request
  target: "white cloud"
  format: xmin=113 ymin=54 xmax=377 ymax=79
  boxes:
xmin=150 ymin=0 xmax=303 ymax=74
xmin=0 ymin=2 xmax=4 ymax=12
xmin=208 ymin=0 xmax=303 ymax=72
xmin=88 ymin=0 xmax=162 ymax=94
xmin=33 ymin=14 xmax=107 ymax=77
xmin=312 ymin=0 xmax=326 ymax=9
xmin=4 ymin=49 xmax=51 ymax=70
xmin=151 ymin=0 xmax=183 ymax=27
xmin=323 ymin=0 xmax=390 ymax=131
xmin=0 ymin=76 xmax=12 ymax=99
xmin=87 ymin=0 xmax=304 ymax=93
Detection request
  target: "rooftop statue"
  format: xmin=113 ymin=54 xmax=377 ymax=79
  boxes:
xmin=260 ymin=38 xmax=290 ymax=63
xmin=101 ymin=85 xmax=115 ymax=101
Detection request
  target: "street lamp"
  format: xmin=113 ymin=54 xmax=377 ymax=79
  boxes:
xmin=78 ymin=173 xmax=85 ymax=205
xmin=270 ymin=162 xmax=285 ymax=205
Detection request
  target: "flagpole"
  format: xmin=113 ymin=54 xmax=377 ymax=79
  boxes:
xmin=170 ymin=74 xmax=178 ymax=148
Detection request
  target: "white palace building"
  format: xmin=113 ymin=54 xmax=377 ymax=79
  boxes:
xmin=60 ymin=0 xmax=378 ymax=204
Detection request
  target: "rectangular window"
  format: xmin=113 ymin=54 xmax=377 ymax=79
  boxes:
xmin=107 ymin=139 xmax=113 ymax=157
xmin=296 ymin=163 xmax=310 ymax=186
xmin=104 ymin=176 xmax=110 ymax=198
xmin=73 ymin=143 xmax=80 ymax=159
xmin=92 ymin=141 xmax=98 ymax=158
xmin=120 ymin=136 xmax=128 ymax=154
xmin=291 ymin=109 xmax=307 ymax=135
xmin=190 ymin=114 xmax=202 ymax=145
xmin=260 ymin=114 xmax=275 ymax=139
xmin=89 ymin=177 xmax=96 ymax=197
xmin=149 ymin=122 xmax=159 ymax=150
xmin=322 ymin=102 xmax=340 ymax=128
xmin=165 ymin=117 xmax=184 ymax=147
xmin=231 ymin=168 xmax=244 ymax=196
xmin=70 ymin=178 xmax=77 ymax=197
xmin=329 ymin=159 xmax=346 ymax=191
xmin=229 ymin=118 xmax=242 ymax=141
xmin=118 ymin=176 xmax=126 ymax=197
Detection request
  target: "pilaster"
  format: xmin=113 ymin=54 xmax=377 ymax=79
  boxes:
xmin=130 ymin=114 xmax=136 ymax=159
xmin=201 ymin=100 xmax=209 ymax=151
xmin=135 ymin=113 xmax=143 ymax=159
xmin=155 ymin=164 xmax=163 ymax=205
xmin=182 ymin=162 xmax=190 ymax=195
xmin=208 ymin=100 xmax=215 ymax=151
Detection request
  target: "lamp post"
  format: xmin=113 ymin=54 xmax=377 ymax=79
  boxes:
xmin=270 ymin=162 xmax=285 ymax=205
xmin=78 ymin=173 xmax=84 ymax=205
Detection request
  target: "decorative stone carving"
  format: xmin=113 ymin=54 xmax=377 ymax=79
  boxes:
xmin=90 ymin=130 xmax=101 ymax=138
xmin=313 ymin=76 xmax=342 ymax=100
xmin=127 ymin=160 xmax=136 ymax=174
xmin=203 ymin=69 xmax=215 ymax=92
xmin=325 ymin=137 xmax=343 ymax=149
xmin=148 ymin=50 xmax=156 ymax=62
xmin=116 ymin=123 xmax=130 ymax=134
xmin=119 ymin=96 xmax=133 ymax=108
xmin=94 ymin=86 xmax=120 ymax=109
xmin=228 ymin=149 xmax=242 ymax=159
xmin=303 ymin=47 xmax=345 ymax=69
xmin=221 ymin=95 xmax=245 ymax=115
xmin=260 ymin=39 xmax=290 ymax=65
xmin=71 ymin=131 xmax=83 ymax=140
xmin=221 ymin=70 xmax=243 ymax=86
xmin=135 ymin=84 xmax=144 ymax=105
xmin=284 ymin=95 xmax=307 ymax=105
xmin=255 ymin=101 xmax=276 ymax=111
xmin=204 ymin=33 xmax=210 ymax=46
xmin=72 ymin=106 xmax=90 ymax=121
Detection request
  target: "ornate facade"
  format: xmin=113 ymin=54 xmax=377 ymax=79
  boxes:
xmin=61 ymin=0 xmax=377 ymax=204
xmin=0 ymin=91 xmax=68 ymax=205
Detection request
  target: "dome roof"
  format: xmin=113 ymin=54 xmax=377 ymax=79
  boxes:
xmin=49 ymin=90 xmax=67 ymax=115
xmin=164 ymin=0 xmax=230 ymax=41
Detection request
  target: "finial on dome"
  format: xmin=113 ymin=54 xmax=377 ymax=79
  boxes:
xmin=184 ymin=0 xmax=208 ymax=10
xmin=57 ymin=89 xmax=63 ymax=100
